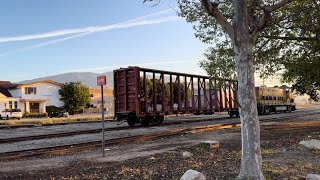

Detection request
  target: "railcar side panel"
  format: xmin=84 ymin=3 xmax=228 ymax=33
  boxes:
xmin=114 ymin=66 xmax=239 ymax=126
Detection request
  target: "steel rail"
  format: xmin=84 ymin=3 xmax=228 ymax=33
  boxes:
xmin=0 ymin=110 xmax=319 ymax=144
xmin=1 ymin=115 xmax=319 ymax=161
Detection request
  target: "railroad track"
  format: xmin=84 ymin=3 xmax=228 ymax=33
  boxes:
xmin=0 ymin=110 xmax=319 ymax=144
xmin=0 ymin=112 xmax=319 ymax=161
xmin=0 ymin=122 xmax=241 ymax=161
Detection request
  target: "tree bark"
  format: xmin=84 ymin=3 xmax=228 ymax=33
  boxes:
xmin=234 ymin=42 xmax=264 ymax=180
xmin=233 ymin=0 xmax=264 ymax=179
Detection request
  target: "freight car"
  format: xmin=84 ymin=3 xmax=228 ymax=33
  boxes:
xmin=113 ymin=66 xmax=238 ymax=126
xmin=113 ymin=67 xmax=296 ymax=126
xmin=255 ymin=86 xmax=296 ymax=115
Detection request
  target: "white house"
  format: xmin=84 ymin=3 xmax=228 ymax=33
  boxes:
xmin=0 ymin=80 xmax=63 ymax=114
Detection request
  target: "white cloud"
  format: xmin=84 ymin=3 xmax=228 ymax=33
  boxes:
xmin=66 ymin=59 xmax=196 ymax=73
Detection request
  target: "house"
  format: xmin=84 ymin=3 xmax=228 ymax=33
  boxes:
xmin=0 ymin=80 xmax=63 ymax=114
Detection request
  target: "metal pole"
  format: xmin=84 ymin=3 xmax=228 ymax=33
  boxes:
xmin=101 ymin=85 xmax=105 ymax=157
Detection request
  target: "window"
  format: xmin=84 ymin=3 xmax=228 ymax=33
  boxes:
xmin=25 ymin=87 xmax=37 ymax=94
xmin=14 ymin=101 xmax=18 ymax=109
xmin=9 ymin=101 xmax=12 ymax=109
xmin=262 ymin=96 xmax=265 ymax=100
xmin=273 ymin=97 xmax=276 ymax=100
xmin=90 ymin=94 xmax=94 ymax=97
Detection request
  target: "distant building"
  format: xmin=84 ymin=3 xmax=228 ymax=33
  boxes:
xmin=88 ymin=88 xmax=113 ymax=114
xmin=0 ymin=80 xmax=63 ymax=114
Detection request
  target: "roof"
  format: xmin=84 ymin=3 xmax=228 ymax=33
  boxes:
xmin=0 ymin=81 xmax=19 ymax=89
xmin=0 ymin=87 xmax=12 ymax=97
xmin=0 ymin=81 xmax=16 ymax=97
xmin=16 ymin=80 xmax=63 ymax=88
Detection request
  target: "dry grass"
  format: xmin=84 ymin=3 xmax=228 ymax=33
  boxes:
xmin=0 ymin=114 xmax=114 ymax=126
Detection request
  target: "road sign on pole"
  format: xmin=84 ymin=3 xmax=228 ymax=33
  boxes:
xmin=97 ymin=75 xmax=107 ymax=86
xmin=97 ymin=75 xmax=107 ymax=157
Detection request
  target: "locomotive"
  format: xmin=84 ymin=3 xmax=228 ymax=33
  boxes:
xmin=113 ymin=66 xmax=296 ymax=126
xmin=255 ymin=86 xmax=296 ymax=115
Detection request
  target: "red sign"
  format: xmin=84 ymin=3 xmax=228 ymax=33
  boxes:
xmin=97 ymin=100 xmax=105 ymax=104
xmin=97 ymin=76 xmax=107 ymax=86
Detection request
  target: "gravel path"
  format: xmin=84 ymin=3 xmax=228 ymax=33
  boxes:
xmin=0 ymin=107 xmax=319 ymax=154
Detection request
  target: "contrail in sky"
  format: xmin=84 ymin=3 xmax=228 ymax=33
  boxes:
xmin=0 ymin=16 xmax=181 ymax=56
xmin=0 ymin=8 xmax=177 ymax=43
xmin=0 ymin=8 xmax=180 ymax=56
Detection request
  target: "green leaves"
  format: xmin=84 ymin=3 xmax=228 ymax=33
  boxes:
xmin=59 ymin=82 xmax=91 ymax=114
xmin=179 ymin=0 xmax=319 ymax=100
xmin=200 ymin=40 xmax=235 ymax=80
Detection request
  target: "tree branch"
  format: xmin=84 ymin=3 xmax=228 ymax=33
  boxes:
xmin=252 ymin=0 xmax=293 ymax=43
xmin=200 ymin=0 xmax=234 ymax=42
xmin=262 ymin=35 xmax=320 ymax=41
xmin=265 ymin=0 xmax=292 ymax=12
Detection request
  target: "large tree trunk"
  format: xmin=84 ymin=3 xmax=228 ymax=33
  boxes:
xmin=234 ymin=42 xmax=264 ymax=180
xmin=234 ymin=0 xmax=264 ymax=179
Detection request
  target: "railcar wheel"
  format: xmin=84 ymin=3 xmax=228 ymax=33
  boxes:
xmin=287 ymin=106 xmax=291 ymax=112
xmin=158 ymin=116 xmax=164 ymax=124
xmin=127 ymin=118 xmax=136 ymax=127
xmin=264 ymin=106 xmax=270 ymax=114
xmin=141 ymin=118 xmax=150 ymax=126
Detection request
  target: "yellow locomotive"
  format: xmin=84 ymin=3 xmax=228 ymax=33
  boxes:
xmin=255 ymin=86 xmax=296 ymax=115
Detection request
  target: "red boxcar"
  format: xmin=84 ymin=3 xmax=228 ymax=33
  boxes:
xmin=113 ymin=66 xmax=238 ymax=126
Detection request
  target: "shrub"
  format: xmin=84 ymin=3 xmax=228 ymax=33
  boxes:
xmin=23 ymin=112 xmax=48 ymax=118
xmin=46 ymin=106 xmax=63 ymax=115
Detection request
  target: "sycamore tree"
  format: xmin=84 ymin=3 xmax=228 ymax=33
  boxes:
xmin=143 ymin=0 xmax=319 ymax=179
xmin=59 ymin=82 xmax=91 ymax=114
xmin=198 ymin=0 xmax=320 ymax=101
xmin=176 ymin=0 xmax=320 ymax=179
xmin=178 ymin=0 xmax=296 ymax=179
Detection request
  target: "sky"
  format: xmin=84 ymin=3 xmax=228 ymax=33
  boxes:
xmin=0 ymin=0 xmax=283 ymax=87
xmin=0 ymin=0 xmax=210 ymax=82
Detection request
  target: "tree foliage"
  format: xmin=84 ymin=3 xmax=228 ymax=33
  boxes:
xmin=140 ymin=78 xmax=191 ymax=104
xmin=59 ymin=82 xmax=91 ymax=114
xmin=144 ymin=0 xmax=318 ymax=178
xmin=179 ymin=0 xmax=320 ymax=100
xmin=176 ymin=0 xmax=310 ymax=179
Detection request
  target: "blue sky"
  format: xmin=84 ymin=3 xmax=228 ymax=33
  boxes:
xmin=0 ymin=0 xmax=209 ymax=82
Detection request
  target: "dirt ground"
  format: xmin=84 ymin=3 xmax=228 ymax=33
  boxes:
xmin=0 ymin=119 xmax=319 ymax=180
